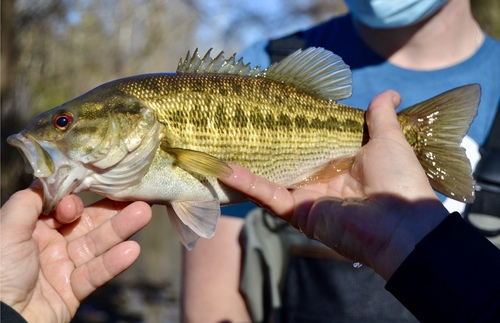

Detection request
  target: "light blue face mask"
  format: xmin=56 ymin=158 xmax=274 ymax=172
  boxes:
xmin=344 ymin=0 xmax=448 ymax=29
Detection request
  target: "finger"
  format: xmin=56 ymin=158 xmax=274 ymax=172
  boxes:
xmin=71 ymin=240 xmax=141 ymax=301
xmin=366 ymin=90 xmax=405 ymax=141
xmin=68 ymin=201 xmax=151 ymax=267
xmin=54 ymin=194 xmax=84 ymax=224
xmin=220 ymin=164 xmax=296 ymax=219
xmin=1 ymin=186 xmax=43 ymax=230
xmin=39 ymin=194 xmax=86 ymax=231
xmin=59 ymin=199 xmax=137 ymax=241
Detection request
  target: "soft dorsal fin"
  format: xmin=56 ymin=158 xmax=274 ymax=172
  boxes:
xmin=262 ymin=47 xmax=352 ymax=101
xmin=177 ymin=47 xmax=352 ymax=102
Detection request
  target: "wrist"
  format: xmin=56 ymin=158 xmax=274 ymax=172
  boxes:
xmin=373 ymin=199 xmax=449 ymax=281
xmin=0 ymin=301 xmax=28 ymax=323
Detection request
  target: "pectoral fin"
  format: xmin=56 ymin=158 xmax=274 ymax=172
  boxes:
xmin=167 ymin=207 xmax=202 ymax=250
xmin=163 ymin=147 xmax=232 ymax=178
xmin=168 ymin=199 xmax=221 ymax=250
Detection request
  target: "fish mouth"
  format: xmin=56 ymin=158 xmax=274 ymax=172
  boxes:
xmin=7 ymin=133 xmax=90 ymax=214
xmin=7 ymin=133 xmax=55 ymax=177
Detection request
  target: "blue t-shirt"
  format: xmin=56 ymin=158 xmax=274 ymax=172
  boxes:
xmin=222 ymin=14 xmax=500 ymax=217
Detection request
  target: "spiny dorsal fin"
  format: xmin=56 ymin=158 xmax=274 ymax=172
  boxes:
xmin=177 ymin=47 xmax=352 ymax=102
xmin=177 ymin=48 xmax=263 ymax=76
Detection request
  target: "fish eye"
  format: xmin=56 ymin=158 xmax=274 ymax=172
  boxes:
xmin=53 ymin=112 xmax=73 ymax=131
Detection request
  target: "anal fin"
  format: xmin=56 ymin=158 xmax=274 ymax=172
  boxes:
xmin=292 ymin=155 xmax=355 ymax=188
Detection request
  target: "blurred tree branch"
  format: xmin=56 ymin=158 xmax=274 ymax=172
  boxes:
xmin=471 ymin=0 xmax=500 ymax=39
xmin=1 ymin=0 xmax=72 ymax=203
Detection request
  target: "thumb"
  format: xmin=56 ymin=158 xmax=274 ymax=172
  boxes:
xmin=0 ymin=184 xmax=44 ymax=236
xmin=366 ymin=90 xmax=405 ymax=142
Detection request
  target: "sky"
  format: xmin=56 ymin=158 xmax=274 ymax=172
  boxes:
xmin=193 ymin=0 xmax=326 ymax=52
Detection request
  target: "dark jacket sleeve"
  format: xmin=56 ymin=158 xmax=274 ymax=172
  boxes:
xmin=386 ymin=212 xmax=500 ymax=322
xmin=1 ymin=301 xmax=28 ymax=323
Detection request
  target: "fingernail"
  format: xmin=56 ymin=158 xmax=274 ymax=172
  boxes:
xmin=392 ymin=95 xmax=401 ymax=107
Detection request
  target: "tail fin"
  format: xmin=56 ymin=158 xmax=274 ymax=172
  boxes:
xmin=399 ymin=84 xmax=481 ymax=203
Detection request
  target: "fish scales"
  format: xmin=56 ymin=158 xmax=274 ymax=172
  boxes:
xmin=7 ymin=47 xmax=480 ymax=249
xmin=112 ymin=73 xmax=365 ymax=185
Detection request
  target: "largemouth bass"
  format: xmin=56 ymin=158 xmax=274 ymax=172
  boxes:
xmin=7 ymin=47 xmax=479 ymax=249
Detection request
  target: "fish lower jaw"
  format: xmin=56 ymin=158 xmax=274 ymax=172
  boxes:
xmin=40 ymin=164 xmax=93 ymax=215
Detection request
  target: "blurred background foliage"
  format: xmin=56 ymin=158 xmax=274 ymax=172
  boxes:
xmin=1 ymin=0 xmax=346 ymax=321
xmin=1 ymin=0 xmax=347 ymax=203
xmin=1 ymin=0 xmax=499 ymax=321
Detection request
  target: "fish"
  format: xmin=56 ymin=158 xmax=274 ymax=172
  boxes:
xmin=7 ymin=47 xmax=479 ymax=249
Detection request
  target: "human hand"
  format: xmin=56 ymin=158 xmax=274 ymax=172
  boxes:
xmin=0 ymin=184 xmax=152 ymax=322
xmin=221 ymin=90 xmax=450 ymax=280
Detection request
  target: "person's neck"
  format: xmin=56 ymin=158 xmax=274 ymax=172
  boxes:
xmin=355 ymin=0 xmax=484 ymax=70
